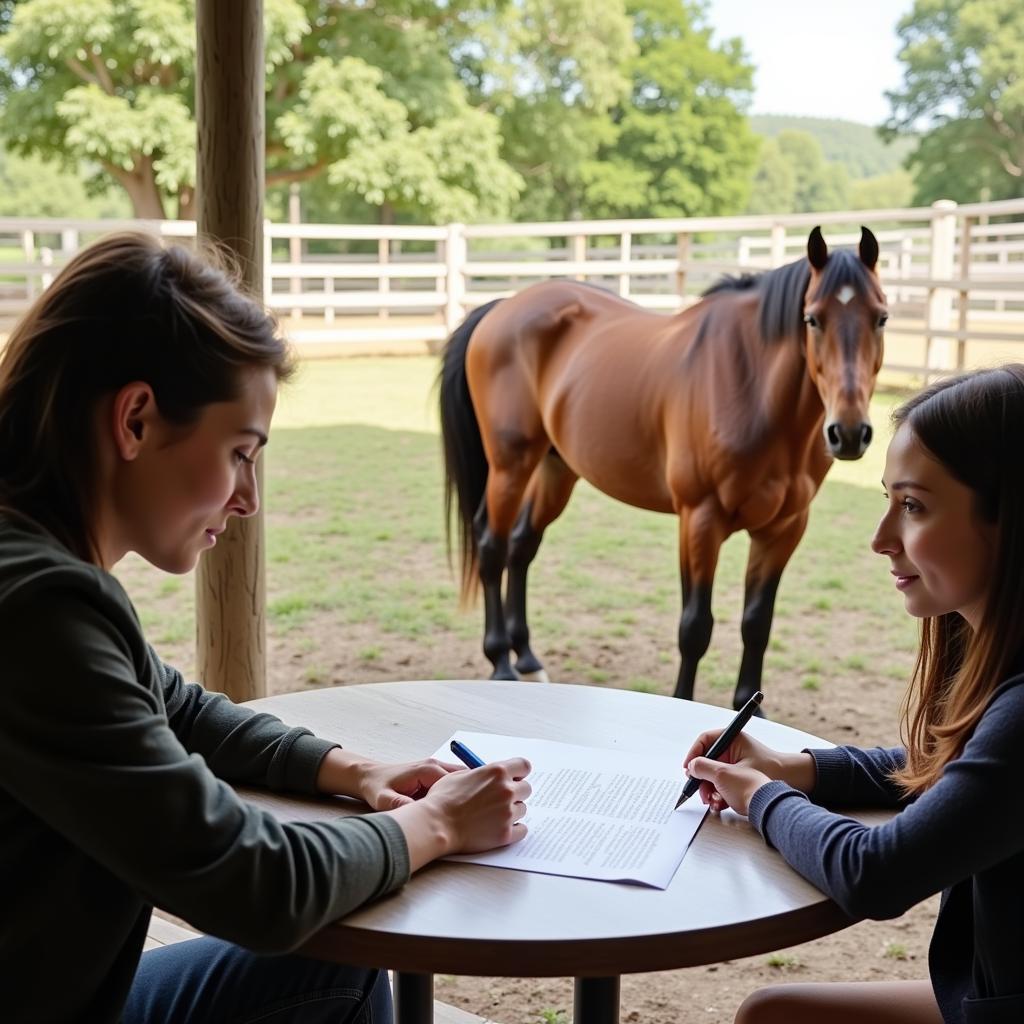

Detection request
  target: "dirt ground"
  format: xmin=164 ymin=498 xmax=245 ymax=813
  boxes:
xmin=256 ymin=608 xmax=936 ymax=1024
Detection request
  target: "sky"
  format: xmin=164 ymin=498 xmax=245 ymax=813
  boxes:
xmin=702 ymin=0 xmax=917 ymax=126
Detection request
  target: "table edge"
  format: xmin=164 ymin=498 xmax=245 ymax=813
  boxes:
xmin=300 ymin=900 xmax=856 ymax=977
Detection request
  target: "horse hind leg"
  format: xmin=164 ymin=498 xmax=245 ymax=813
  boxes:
xmin=505 ymin=450 xmax=579 ymax=681
xmin=475 ymin=439 xmax=549 ymax=680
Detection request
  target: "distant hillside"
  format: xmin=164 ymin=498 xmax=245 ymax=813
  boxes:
xmin=750 ymin=115 xmax=915 ymax=179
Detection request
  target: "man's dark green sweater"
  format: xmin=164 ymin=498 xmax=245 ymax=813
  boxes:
xmin=0 ymin=516 xmax=410 ymax=1022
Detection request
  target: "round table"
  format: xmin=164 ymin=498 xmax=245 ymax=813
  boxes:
xmin=243 ymin=681 xmax=873 ymax=1023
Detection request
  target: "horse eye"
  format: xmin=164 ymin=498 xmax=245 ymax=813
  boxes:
xmin=803 ymin=313 xmax=820 ymax=329
xmin=877 ymin=314 xmax=889 ymax=329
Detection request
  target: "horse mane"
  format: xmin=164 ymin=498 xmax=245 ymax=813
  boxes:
xmin=702 ymin=249 xmax=874 ymax=344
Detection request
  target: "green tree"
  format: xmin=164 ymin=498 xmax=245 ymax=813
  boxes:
xmin=457 ymin=0 xmax=635 ymax=222
xmin=0 ymin=0 xmax=523 ymax=222
xmin=775 ymin=131 xmax=849 ymax=213
xmin=884 ymin=0 xmax=1024 ymax=203
xmin=745 ymin=138 xmax=794 ymax=214
xmin=745 ymin=131 xmax=850 ymax=214
xmin=0 ymin=145 xmax=130 ymax=217
xmin=848 ymin=169 xmax=914 ymax=211
xmin=577 ymin=0 xmax=758 ymax=219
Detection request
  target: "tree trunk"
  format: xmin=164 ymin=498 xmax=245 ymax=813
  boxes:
xmin=379 ymin=201 xmax=396 ymax=225
xmin=178 ymin=186 xmax=197 ymax=220
xmin=109 ymin=157 xmax=167 ymax=219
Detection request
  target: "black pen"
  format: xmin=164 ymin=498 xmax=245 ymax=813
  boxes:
xmin=450 ymin=739 xmax=486 ymax=769
xmin=676 ymin=691 xmax=764 ymax=808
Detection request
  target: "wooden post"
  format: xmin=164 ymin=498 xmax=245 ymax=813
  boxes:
xmin=22 ymin=229 xmax=35 ymax=301
xmin=925 ymin=199 xmax=957 ymax=380
xmin=769 ymin=223 xmax=786 ymax=267
xmin=898 ymin=234 xmax=913 ymax=305
xmin=444 ymin=223 xmax=466 ymax=333
xmin=956 ymin=215 xmax=973 ymax=371
xmin=571 ymin=232 xmax=586 ymax=281
xmin=378 ymin=236 xmax=390 ymax=322
xmin=289 ymin=183 xmax=302 ymax=321
xmin=675 ymin=232 xmax=690 ymax=304
xmin=618 ymin=232 xmax=631 ymax=298
xmin=195 ymin=0 xmax=267 ymax=701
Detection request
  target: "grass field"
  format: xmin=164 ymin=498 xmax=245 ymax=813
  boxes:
xmin=115 ymin=355 xmax=918 ymax=730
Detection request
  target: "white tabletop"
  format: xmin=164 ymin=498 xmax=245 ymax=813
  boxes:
xmin=242 ymin=681 xmax=878 ymax=976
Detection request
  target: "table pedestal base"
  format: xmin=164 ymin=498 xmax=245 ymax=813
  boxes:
xmin=394 ymin=971 xmax=433 ymax=1024
xmin=574 ymin=975 xmax=620 ymax=1024
xmin=392 ymin=972 xmax=622 ymax=1024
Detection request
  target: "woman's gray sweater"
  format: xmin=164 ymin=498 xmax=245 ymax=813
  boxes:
xmin=0 ymin=517 xmax=410 ymax=1022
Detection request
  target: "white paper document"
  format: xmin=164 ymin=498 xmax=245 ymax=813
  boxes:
xmin=431 ymin=731 xmax=708 ymax=889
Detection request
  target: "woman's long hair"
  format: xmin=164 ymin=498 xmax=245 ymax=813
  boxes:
xmin=892 ymin=364 xmax=1024 ymax=794
xmin=0 ymin=232 xmax=294 ymax=563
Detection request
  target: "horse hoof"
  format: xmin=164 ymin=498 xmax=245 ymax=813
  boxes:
xmin=517 ymin=668 xmax=550 ymax=683
xmin=489 ymin=667 xmax=520 ymax=681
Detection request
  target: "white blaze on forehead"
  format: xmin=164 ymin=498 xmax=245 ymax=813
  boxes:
xmin=836 ymin=284 xmax=856 ymax=305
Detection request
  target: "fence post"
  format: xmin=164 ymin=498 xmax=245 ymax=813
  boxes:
xmin=61 ymin=228 xmax=79 ymax=258
xmin=618 ymin=232 xmax=632 ymax=298
xmin=445 ymin=222 xmax=467 ymax=334
xmin=289 ymin=184 xmax=302 ymax=321
xmin=378 ymin=236 xmax=390 ymax=321
xmin=262 ymin=223 xmax=272 ymax=308
xmin=324 ymin=276 xmax=335 ymax=324
xmin=571 ymin=231 xmax=587 ymax=281
xmin=40 ymin=247 xmax=54 ymax=290
xmin=22 ymin=229 xmax=35 ymax=301
xmin=769 ymin=223 xmax=786 ymax=267
xmin=956 ymin=214 xmax=973 ymax=371
xmin=675 ymin=231 xmax=690 ymax=303
xmin=925 ymin=199 xmax=957 ymax=379
xmin=737 ymin=236 xmax=751 ymax=267
xmin=898 ymin=234 xmax=913 ymax=304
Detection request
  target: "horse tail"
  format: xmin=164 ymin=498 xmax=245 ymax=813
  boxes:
xmin=439 ymin=299 xmax=502 ymax=604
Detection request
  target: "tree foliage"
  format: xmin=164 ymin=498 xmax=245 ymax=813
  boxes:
xmin=0 ymin=0 xmax=762 ymax=223
xmin=750 ymin=115 xmax=914 ymax=179
xmin=576 ymin=0 xmax=757 ymax=220
xmin=746 ymin=131 xmax=847 ymax=214
xmin=884 ymin=0 xmax=1024 ymax=203
xmin=0 ymin=0 xmax=522 ymax=221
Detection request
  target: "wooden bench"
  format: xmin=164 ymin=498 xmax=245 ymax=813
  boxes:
xmin=145 ymin=913 xmax=495 ymax=1024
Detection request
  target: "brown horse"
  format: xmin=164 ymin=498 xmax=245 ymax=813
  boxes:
xmin=440 ymin=226 xmax=886 ymax=706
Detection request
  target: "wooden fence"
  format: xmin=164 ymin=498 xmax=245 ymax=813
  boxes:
xmin=1 ymin=197 xmax=1022 ymax=381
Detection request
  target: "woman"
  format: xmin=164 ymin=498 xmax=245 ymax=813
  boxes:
xmin=0 ymin=233 xmax=531 ymax=1023
xmin=685 ymin=365 xmax=1024 ymax=1024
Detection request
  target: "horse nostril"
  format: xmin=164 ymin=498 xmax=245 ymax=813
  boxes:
xmin=861 ymin=424 xmax=873 ymax=447
xmin=826 ymin=423 xmax=841 ymax=448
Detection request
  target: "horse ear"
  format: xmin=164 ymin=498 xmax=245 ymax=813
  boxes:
xmin=807 ymin=226 xmax=828 ymax=270
xmin=859 ymin=226 xmax=879 ymax=271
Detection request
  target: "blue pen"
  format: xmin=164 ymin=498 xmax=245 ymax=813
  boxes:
xmin=450 ymin=739 xmax=486 ymax=768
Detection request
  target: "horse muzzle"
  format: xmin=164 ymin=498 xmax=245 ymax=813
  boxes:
xmin=825 ymin=420 xmax=873 ymax=460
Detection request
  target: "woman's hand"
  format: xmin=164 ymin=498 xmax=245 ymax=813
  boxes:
xmin=316 ymin=748 xmax=460 ymax=810
xmin=387 ymin=757 xmax=532 ymax=871
xmin=682 ymin=730 xmax=815 ymax=817
xmin=357 ymin=759 xmax=461 ymax=810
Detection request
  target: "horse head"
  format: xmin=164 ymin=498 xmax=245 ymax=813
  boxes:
xmin=802 ymin=226 xmax=887 ymax=460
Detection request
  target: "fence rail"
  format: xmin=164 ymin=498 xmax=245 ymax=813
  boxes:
xmin=1 ymin=198 xmax=1023 ymax=381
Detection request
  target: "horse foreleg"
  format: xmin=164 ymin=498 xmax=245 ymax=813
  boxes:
xmin=505 ymin=452 xmax=578 ymax=679
xmin=736 ymin=511 xmax=809 ymax=710
xmin=673 ymin=503 xmax=728 ymax=701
